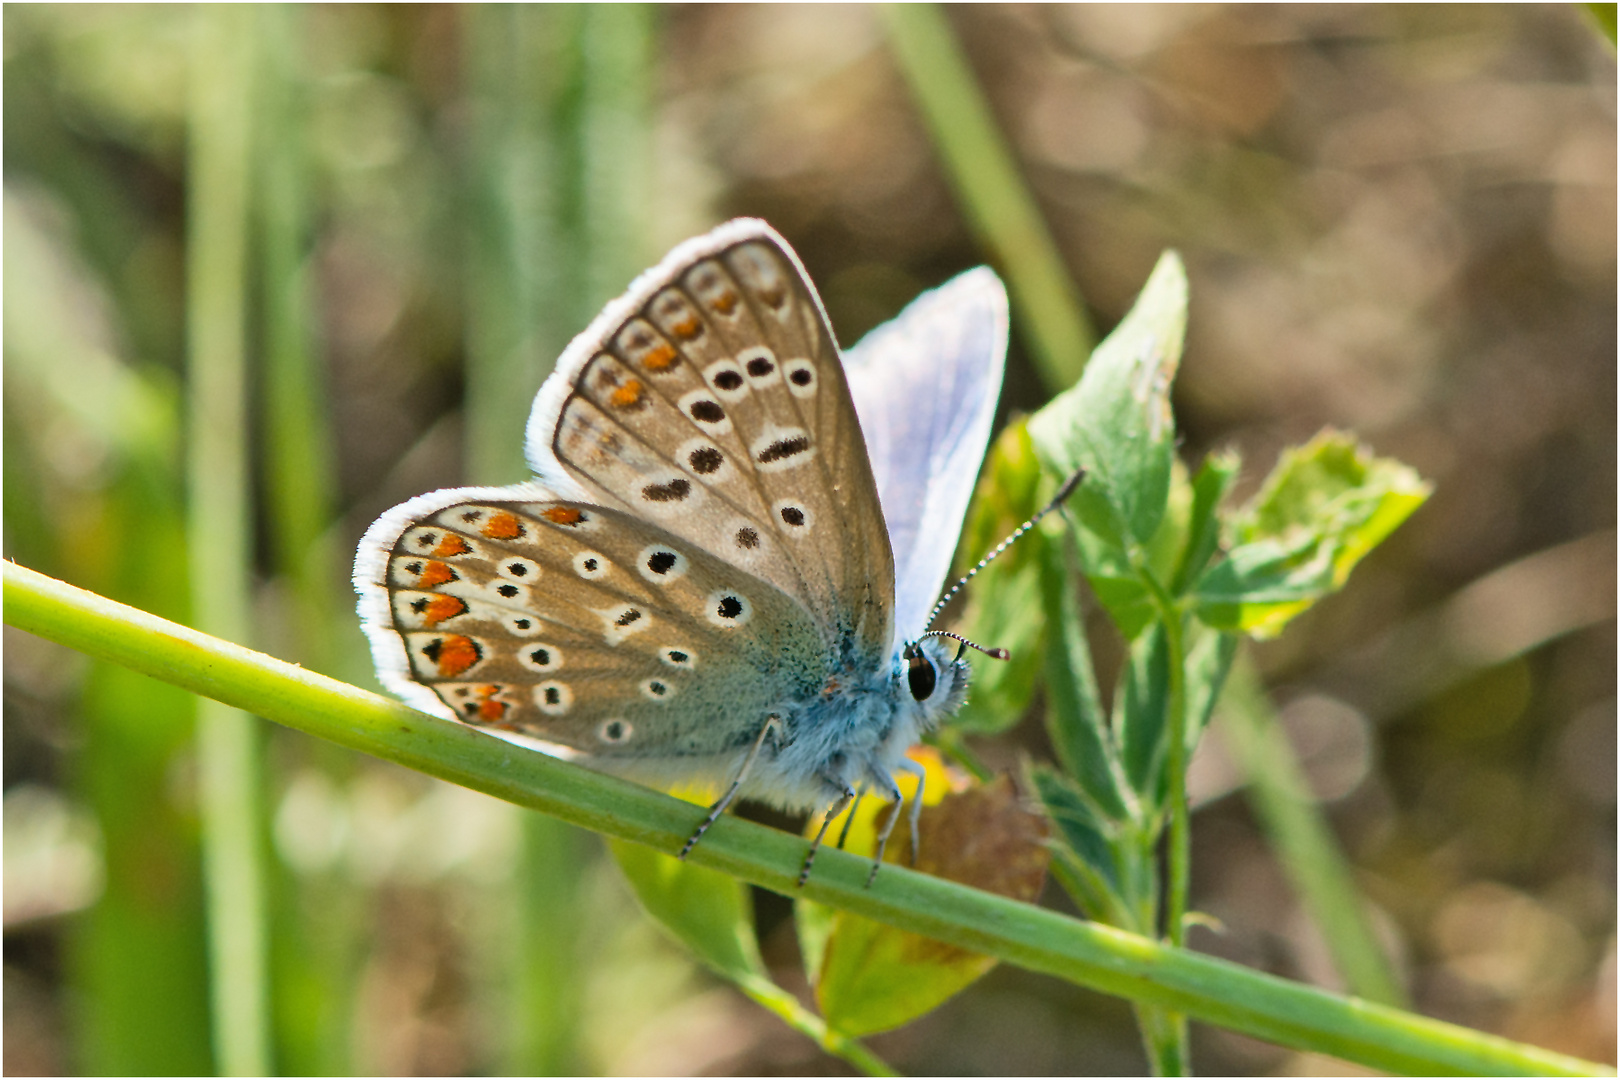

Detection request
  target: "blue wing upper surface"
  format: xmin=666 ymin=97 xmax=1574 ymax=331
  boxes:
xmin=844 ymin=269 xmax=1009 ymax=647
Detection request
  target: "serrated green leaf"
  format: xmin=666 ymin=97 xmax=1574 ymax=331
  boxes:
xmin=1194 ymin=431 xmax=1430 ymax=639
xmin=608 ymin=838 xmax=764 ymax=984
xmin=1027 ymin=251 xmax=1187 ymax=553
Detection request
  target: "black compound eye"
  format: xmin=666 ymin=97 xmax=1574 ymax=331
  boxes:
xmin=907 ymin=650 xmax=937 ymax=702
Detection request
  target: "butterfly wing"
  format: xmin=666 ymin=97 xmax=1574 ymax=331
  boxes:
xmin=523 ymin=219 xmax=895 ymax=664
xmin=354 ymin=484 xmax=825 ymax=780
xmin=844 ymin=268 xmax=1009 ymax=644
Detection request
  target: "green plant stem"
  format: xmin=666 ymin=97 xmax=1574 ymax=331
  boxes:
xmin=7 ymin=564 xmax=1611 ymax=1079
xmin=1135 ymin=571 xmax=1192 ymax=1072
xmin=1219 ymin=653 xmax=1409 ymax=1007
xmin=187 ymin=8 xmax=271 ymax=1075
xmin=737 ymin=978 xmax=898 ymax=1077
xmin=879 ymin=2 xmax=1094 ymax=390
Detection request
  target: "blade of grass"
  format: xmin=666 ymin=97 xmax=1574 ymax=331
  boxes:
xmin=463 ymin=7 xmax=599 ymax=1072
xmin=6 ymin=172 xmax=214 ymax=1075
xmin=7 ymin=564 xmax=1609 ymax=1080
xmin=1217 ymin=652 xmax=1409 ymax=1007
xmin=187 ymin=7 xmax=271 ymax=1074
xmin=253 ymin=7 xmax=369 ymax=1073
xmin=879 ymin=2 xmax=1094 ymax=389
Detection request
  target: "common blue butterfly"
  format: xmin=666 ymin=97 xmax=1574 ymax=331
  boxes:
xmin=354 ymin=219 xmax=1007 ymax=883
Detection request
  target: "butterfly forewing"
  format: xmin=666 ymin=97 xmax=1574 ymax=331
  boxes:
xmin=545 ymin=226 xmax=895 ymax=662
xmin=377 ymin=496 xmax=824 ymax=762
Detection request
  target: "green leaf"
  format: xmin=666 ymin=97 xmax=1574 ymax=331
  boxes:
xmin=1073 ymin=530 xmax=1158 ymax=640
xmin=952 ymin=424 xmax=1049 ymax=733
xmin=1116 ymin=623 xmax=1172 ymax=809
xmin=1172 ymin=450 xmax=1241 ymax=595
xmin=1194 ymin=431 xmax=1430 ymax=639
xmin=1027 ymin=251 xmax=1187 ymax=553
xmin=1039 ymin=534 xmax=1132 ymax=822
xmin=1183 ymin=625 xmax=1239 ymax=747
xmin=608 ymin=837 xmax=765 ymax=984
xmin=1029 ymin=766 xmax=1129 ymax=920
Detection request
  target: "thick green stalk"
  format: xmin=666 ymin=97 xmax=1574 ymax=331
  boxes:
xmin=7 ymin=564 xmax=1610 ymax=1080
xmin=879 ymin=3 xmax=1094 ymax=389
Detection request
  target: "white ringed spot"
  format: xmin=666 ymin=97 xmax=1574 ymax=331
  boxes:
xmin=703 ymin=358 xmax=751 ymax=403
xmin=488 ymin=579 xmax=529 ymax=604
xmin=660 ymin=646 xmax=697 ymax=669
xmin=773 ymin=499 xmax=815 ymax=534
xmin=738 ymin=346 xmax=781 ymax=389
xmin=750 ymin=426 xmax=814 ymax=472
xmin=534 ymin=681 xmax=573 ymax=716
xmin=637 ymin=544 xmax=689 ymax=583
xmin=519 ymin=643 xmax=564 ymax=673
xmin=783 ymin=358 xmax=817 ymax=398
xmin=704 ymin=589 xmax=753 ymax=628
xmin=573 ymin=551 xmax=610 ymax=580
xmin=677 ymin=388 xmax=733 ymax=435
xmin=599 ymin=604 xmax=650 ymax=645
xmin=503 ymin=613 xmax=544 ymax=637
xmin=497 ymin=556 xmax=542 ymax=583
xmin=598 ymin=718 xmax=633 ymax=744
xmin=676 ymin=437 xmax=730 ymax=480
xmin=640 ymin=678 xmax=675 ymax=702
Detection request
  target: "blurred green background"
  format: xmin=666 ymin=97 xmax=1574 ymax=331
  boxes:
xmin=3 ymin=5 xmax=1613 ymax=1075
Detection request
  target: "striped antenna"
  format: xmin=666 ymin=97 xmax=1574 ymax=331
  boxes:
xmin=923 ymin=466 xmax=1086 ymax=637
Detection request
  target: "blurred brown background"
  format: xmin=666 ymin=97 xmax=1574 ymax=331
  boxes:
xmin=5 ymin=5 xmax=1614 ymax=1075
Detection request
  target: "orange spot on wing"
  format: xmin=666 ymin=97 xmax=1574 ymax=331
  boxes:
xmin=421 ymin=595 xmax=468 ymax=626
xmin=758 ymin=285 xmax=786 ymax=309
xmin=433 ymin=534 xmax=471 ymax=557
xmin=640 ymin=343 xmax=678 ymax=371
xmin=416 ymin=561 xmax=455 ymax=588
xmin=542 ymin=506 xmax=583 ymax=526
xmin=710 ymin=290 xmax=738 ymax=315
xmin=435 ymin=635 xmax=481 ymax=678
xmin=481 ymin=512 xmax=522 ymax=540
xmin=609 ymin=379 xmax=646 ymax=409
xmin=671 ymin=316 xmax=702 ymax=340
xmin=476 ymin=687 xmax=508 ymax=722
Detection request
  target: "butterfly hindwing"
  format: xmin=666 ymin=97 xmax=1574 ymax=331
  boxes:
xmin=530 ymin=220 xmax=895 ymax=662
xmin=360 ymin=488 xmax=824 ymax=765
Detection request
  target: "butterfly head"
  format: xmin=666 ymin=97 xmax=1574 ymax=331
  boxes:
xmin=900 ymin=636 xmax=971 ymax=729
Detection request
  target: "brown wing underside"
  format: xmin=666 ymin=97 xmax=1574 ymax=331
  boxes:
xmin=381 ymin=497 xmax=822 ymax=759
xmin=550 ymin=234 xmax=895 ymax=662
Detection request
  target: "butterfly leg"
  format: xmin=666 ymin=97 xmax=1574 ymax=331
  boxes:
xmin=679 ymin=715 xmax=782 ymax=861
xmin=898 ymin=756 xmax=927 ymax=867
xmin=834 ymin=789 xmax=865 ymax=850
xmin=865 ymin=772 xmax=910 ymax=888
xmin=798 ymin=786 xmax=856 ymax=888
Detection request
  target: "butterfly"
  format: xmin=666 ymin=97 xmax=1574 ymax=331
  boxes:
xmin=354 ymin=218 xmax=1008 ymax=884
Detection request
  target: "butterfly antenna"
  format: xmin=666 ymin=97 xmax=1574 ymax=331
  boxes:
xmin=919 ymin=629 xmax=1009 ymax=661
xmin=922 ymin=466 xmax=1086 ymax=636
